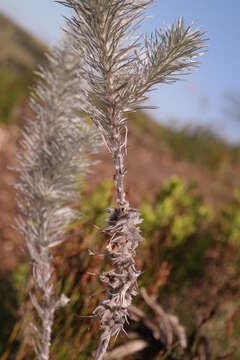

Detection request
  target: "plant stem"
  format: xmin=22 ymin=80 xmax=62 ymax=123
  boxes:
xmin=112 ymin=127 xmax=129 ymax=211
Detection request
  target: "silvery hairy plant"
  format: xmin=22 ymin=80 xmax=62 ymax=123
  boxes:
xmin=15 ymin=35 xmax=100 ymax=360
xmin=58 ymin=1 xmax=206 ymax=358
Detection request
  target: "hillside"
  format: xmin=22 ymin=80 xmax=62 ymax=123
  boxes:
xmin=90 ymin=110 xmax=240 ymax=211
xmin=0 ymin=12 xmax=45 ymax=123
xmin=0 ymin=12 xmax=45 ymax=72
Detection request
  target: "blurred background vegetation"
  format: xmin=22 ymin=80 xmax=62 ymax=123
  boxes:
xmin=1 ymin=10 xmax=240 ymax=360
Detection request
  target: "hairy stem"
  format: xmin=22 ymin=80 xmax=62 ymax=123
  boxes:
xmin=112 ymin=127 xmax=129 ymax=210
xmin=42 ymin=306 xmax=52 ymax=360
xmin=41 ymin=260 xmax=53 ymax=360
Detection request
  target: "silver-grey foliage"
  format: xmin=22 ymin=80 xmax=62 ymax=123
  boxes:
xmin=16 ymin=36 xmax=100 ymax=360
xmin=58 ymin=1 xmax=206 ymax=359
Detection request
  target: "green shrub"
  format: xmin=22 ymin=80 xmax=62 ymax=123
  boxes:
xmin=139 ymin=177 xmax=214 ymax=293
xmin=76 ymin=180 xmax=114 ymax=230
xmin=141 ymin=176 xmax=212 ymax=246
xmin=0 ymin=69 xmax=32 ymax=124
xmin=218 ymin=187 xmax=240 ymax=249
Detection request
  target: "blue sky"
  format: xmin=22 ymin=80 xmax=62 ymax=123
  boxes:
xmin=1 ymin=0 xmax=240 ymax=142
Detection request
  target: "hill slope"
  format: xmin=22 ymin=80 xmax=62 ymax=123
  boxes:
xmin=0 ymin=12 xmax=45 ymax=72
xmin=91 ymin=111 xmax=240 ymax=208
xmin=0 ymin=12 xmax=45 ymax=123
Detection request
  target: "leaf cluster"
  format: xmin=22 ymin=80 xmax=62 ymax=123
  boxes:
xmin=58 ymin=0 xmax=206 ymax=134
xmin=141 ymin=176 xmax=212 ymax=245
